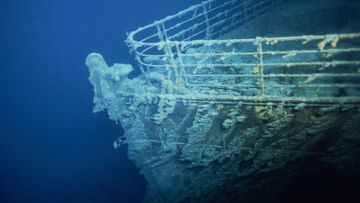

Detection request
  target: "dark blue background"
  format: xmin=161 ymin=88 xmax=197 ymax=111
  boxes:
xmin=0 ymin=0 xmax=200 ymax=202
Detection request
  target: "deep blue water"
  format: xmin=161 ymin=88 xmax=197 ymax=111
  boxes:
xmin=0 ymin=0 xmax=200 ymax=202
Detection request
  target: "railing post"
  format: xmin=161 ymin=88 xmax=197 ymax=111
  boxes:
xmin=134 ymin=50 xmax=146 ymax=73
xmin=202 ymin=2 xmax=211 ymax=40
xmin=256 ymin=37 xmax=265 ymax=96
xmin=157 ymin=22 xmax=181 ymax=95
xmin=175 ymin=43 xmax=189 ymax=88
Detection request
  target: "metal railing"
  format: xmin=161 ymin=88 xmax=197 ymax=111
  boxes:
xmin=126 ymin=0 xmax=360 ymax=106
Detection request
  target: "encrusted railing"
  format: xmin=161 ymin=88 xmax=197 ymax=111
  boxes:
xmin=126 ymin=0 xmax=360 ymax=106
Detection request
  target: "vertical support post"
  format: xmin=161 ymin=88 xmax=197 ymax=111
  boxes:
xmin=157 ymin=23 xmax=180 ymax=95
xmin=166 ymin=44 xmax=179 ymax=90
xmin=175 ymin=43 xmax=189 ymax=89
xmin=161 ymin=23 xmax=169 ymax=41
xmin=202 ymin=2 xmax=211 ymax=40
xmin=256 ymin=37 xmax=265 ymax=96
xmin=156 ymin=23 xmax=170 ymax=96
xmin=134 ymin=52 xmax=146 ymax=73
xmin=156 ymin=23 xmax=165 ymax=41
xmin=128 ymin=39 xmax=146 ymax=73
